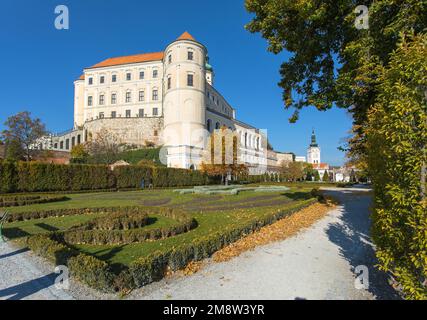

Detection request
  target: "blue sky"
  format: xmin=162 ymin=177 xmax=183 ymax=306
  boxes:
xmin=0 ymin=0 xmax=352 ymax=166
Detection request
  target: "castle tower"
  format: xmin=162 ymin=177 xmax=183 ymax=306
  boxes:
xmin=163 ymin=32 xmax=207 ymax=169
xmin=307 ymin=129 xmax=321 ymax=164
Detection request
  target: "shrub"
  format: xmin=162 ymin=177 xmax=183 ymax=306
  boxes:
xmin=0 ymin=195 xmax=68 ymax=207
xmin=68 ymin=254 xmax=115 ymax=293
xmin=61 ymin=207 xmax=197 ymax=245
xmin=26 ymin=234 xmax=77 ymax=265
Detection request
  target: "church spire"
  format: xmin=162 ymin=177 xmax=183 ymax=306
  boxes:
xmin=310 ymin=129 xmax=318 ymax=147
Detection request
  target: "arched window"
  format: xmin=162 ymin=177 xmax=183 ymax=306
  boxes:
xmin=244 ymin=133 xmax=248 ymax=148
xmin=206 ymin=119 xmax=212 ymax=132
xmin=256 ymin=137 xmax=260 ymax=150
xmin=215 ymin=122 xmax=220 ymax=130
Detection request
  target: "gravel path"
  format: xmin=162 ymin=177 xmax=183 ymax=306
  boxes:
xmin=129 ymin=187 xmax=398 ymax=300
xmin=0 ymin=187 xmax=399 ymax=300
xmin=0 ymin=243 xmax=73 ymax=300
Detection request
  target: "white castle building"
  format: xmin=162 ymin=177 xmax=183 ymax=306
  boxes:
xmin=44 ymin=32 xmax=293 ymax=172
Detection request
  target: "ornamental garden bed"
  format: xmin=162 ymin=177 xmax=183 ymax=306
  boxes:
xmin=2 ymin=187 xmax=318 ymax=293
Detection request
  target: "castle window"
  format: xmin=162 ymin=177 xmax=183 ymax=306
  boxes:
xmin=153 ymin=108 xmax=158 ymax=116
xmin=153 ymin=70 xmax=158 ymax=78
xmin=112 ymin=74 xmax=117 ymax=82
xmin=187 ymin=74 xmax=194 ymax=87
xmin=99 ymin=112 xmax=104 ymax=119
xmin=59 ymin=141 xmax=63 ymax=149
xmin=188 ymin=51 xmax=193 ymax=61
xmin=54 ymin=143 xmax=58 ymax=149
xmin=71 ymin=137 xmax=76 ymax=148
xmin=139 ymin=90 xmax=145 ymax=102
xmin=215 ymin=122 xmax=220 ymax=130
xmin=87 ymin=96 xmax=93 ymax=106
xmin=100 ymin=76 xmax=105 ymax=84
xmin=167 ymin=77 xmax=171 ymax=90
xmin=126 ymin=110 xmax=131 ymax=118
xmin=99 ymin=94 xmax=105 ymax=105
xmin=111 ymin=93 xmax=117 ymax=104
xmin=152 ymin=89 xmax=158 ymax=101
xmin=126 ymin=91 xmax=131 ymax=103
xmin=126 ymin=73 xmax=132 ymax=81
xmin=168 ymin=55 xmax=172 ymax=64
xmin=111 ymin=111 xmax=116 ymax=118
xmin=77 ymin=135 xmax=81 ymax=144
xmin=139 ymin=71 xmax=144 ymax=80
xmin=65 ymin=139 xmax=69 ymax=150
xmin=139 ymin=109 xmax=144 ymax=117
xmin=207 ymin=119 xmax=212 ymax=132
xmin=88 ymin=77 xmax=93 ymax=85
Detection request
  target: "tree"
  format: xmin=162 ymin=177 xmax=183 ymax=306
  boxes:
xmin=1 ymin=111 xmax=47 ymax=161
xmin=245 ymin=0 xmax=426 ymax=155
xmin=322 ymin=170 xmax=329 ymax=182
xmin=85 ymin=128 xmax=122 ymax=164
xmin=70 ymin=144 xmax=89 ymax=163
xmin=201 ymin=126 xmax=246 ymax=184
xmin=313 ymin=170 xmax=320 ymax=182
xmin=281 ymin=161 xmax=304 ymax=182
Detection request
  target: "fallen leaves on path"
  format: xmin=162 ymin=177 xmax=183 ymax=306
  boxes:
xmin=212 ymin=201 xmax=336 ymax=263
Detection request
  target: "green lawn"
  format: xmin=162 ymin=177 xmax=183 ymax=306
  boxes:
xmin=3 ymin=185 xmax=317 ymax=268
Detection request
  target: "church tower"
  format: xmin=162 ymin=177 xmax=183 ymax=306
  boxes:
xmin=307 ymin=129 xmax=321 ymax=164
xmin=163 ymin=32 xmax=207 ymax=169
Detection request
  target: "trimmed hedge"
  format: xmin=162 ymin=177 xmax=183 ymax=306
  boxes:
xmin=61 ymin=207 xmax=196 ymax=245
xmin=0 ymin=195 xmax=69 ymax=207
xmin=22 ymin=198 xmax=316 ymax=292
xmin=0 ymin=160 xmax=211 ymax=193
xmin=129 ymin=198 xmax=317 ymax=287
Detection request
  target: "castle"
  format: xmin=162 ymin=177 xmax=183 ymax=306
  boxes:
xmin=44 ymin=32 xmax=294 ymax=173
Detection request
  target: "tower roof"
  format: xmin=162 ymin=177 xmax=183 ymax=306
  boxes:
xmin=177 ymin=31 xmax=196 ymax=41
xmin=310 ymin=129 xmax=318 ymax=147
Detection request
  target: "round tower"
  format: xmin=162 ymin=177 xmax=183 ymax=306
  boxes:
xmin=163 ymin=32 xmax=207 ymax=169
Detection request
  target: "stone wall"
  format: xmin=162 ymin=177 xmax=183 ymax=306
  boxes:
xmin=83 ymin=117 xmax=164 ymax=147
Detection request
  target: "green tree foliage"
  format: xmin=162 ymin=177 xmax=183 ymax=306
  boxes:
xmin=366 ymin=34 xmax=427 ymax=300
xmin=322 ymin=170 xmax=329 ymax=182
xmin=1 ymin=111 xmax=47 ymax=161
xmin=313 ymin=170 xmax=320 ymax=181
xmin=281 ymin=161 xmax=304 ymax=182
xmin=70 ymin=144 xmax=89 ymax=164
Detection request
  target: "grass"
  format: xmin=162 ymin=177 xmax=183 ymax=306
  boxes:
xmin=3 ymin=184 xmax=317 ymax=268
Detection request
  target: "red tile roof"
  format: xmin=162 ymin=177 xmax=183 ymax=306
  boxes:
xmin=313 ymin=163 xmax=329 ymax=170
xmin=87 ymin=51 xmax=165 ymax=69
